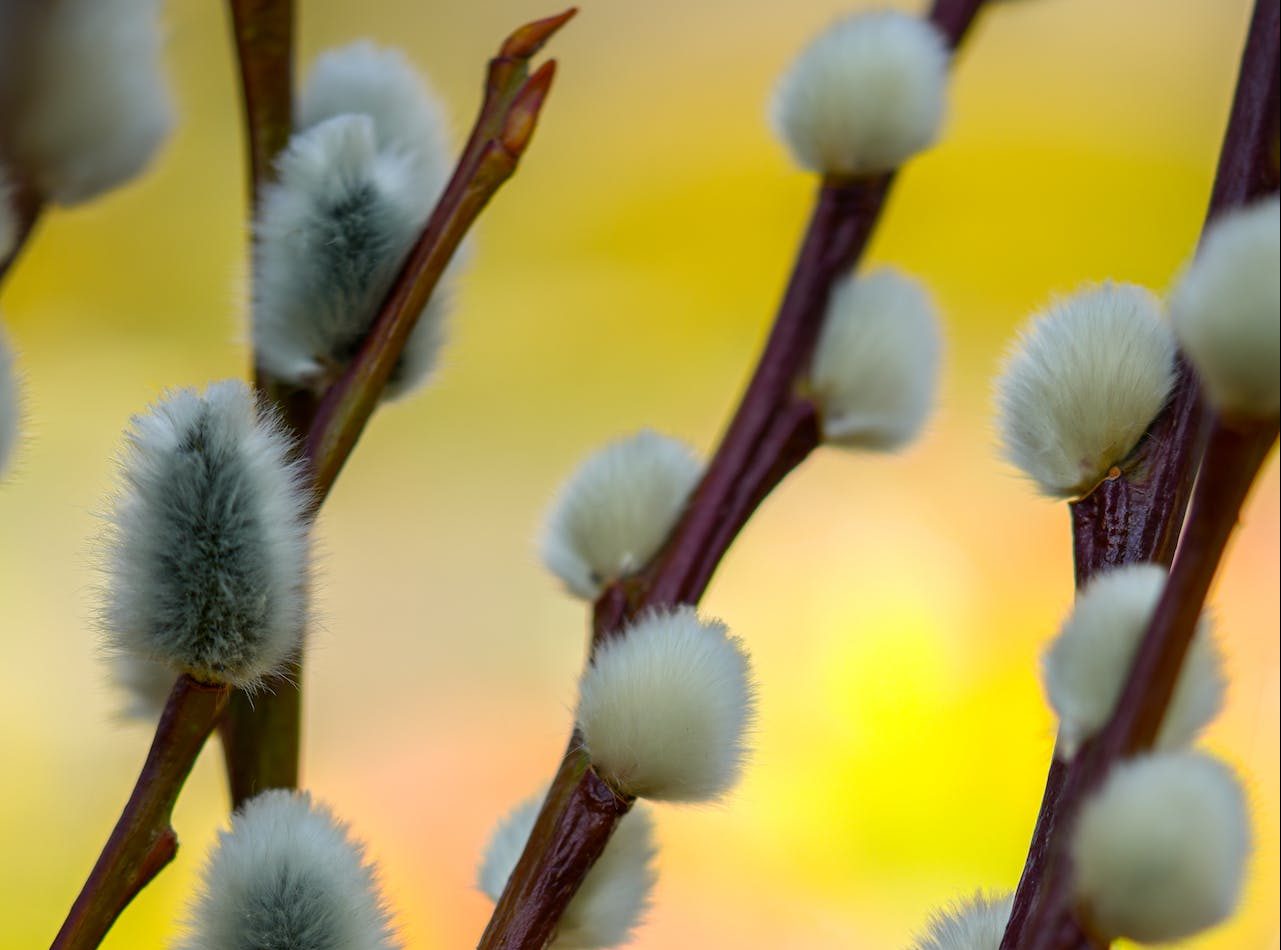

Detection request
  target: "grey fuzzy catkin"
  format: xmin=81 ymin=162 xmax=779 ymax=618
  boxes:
xmin=180 ymin=790 xmax=400 ymax=950
xmin=251 ymin=114 xmax=449 ymax=398
xmin=102 ymin=381 xmax=310 ymax=689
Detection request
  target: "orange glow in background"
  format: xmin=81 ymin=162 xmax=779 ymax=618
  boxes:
xmin=0 ymin=0 xmax=1277 ymax=947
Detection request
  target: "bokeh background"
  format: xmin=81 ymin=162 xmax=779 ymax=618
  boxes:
xmin=1 ymin=0 xmax=1277 ymax=946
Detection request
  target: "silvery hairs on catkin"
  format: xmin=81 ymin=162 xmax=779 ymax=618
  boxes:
xmin=102 ymin=381 xmax=310 ymax=689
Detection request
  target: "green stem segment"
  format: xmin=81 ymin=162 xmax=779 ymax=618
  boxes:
xmin=479 ymin=3 xmax=990 ymax=945
xmin=51 ymin=676 xmax=230 ymax=950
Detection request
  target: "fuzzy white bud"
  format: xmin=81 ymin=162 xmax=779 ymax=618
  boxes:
xmin=252 ymin=115 xmax=446 ymax=397
xmin=1170 ymin=196 xmax=1280 ymax=417
xmin=0 ymin=324 xmax=19 ymax=477
xmin=772 ymin=11 xmax=948 ymax=176
xmin=478 ymin=791 xmax=657 ymax=948
xmin=1042 ymin=563 xmax=1224 ymax=757
xmin=996 ymin=283 xmax=1177 ymax=498
xmin=541 ymin=430 xmax=702 ymax=599
xmin=101 ymin=381 xmax=310 ymax=689
xmin=0 ymin=0 xmax=173 ymax=205
xmin=809 ymin=268 xmax=942 ymax=449
xmin=911 ymin=892 xmax=1013 ymax=950
xmin=576 ymin=606 xmax=757 ymax=802
xmin=299 ymin=40 xmax=452 ymax=214
xmin=1071 ymin=751 xmax=1250 ymax=943
xmin=179 ymin=790 xmax=399 ymax=950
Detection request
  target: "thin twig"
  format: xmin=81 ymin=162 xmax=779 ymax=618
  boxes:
xmin=0 ymin=173 xmax=42 ymax=285
xmin=226 ymin=0 xmax=294 ymax=212
xmin=479 ymin=3 xmax=990 ymax=944
xmin=1000 ymin=2 xmax=1279 ymax=942
xmin=220 ymin=10 xmax=575 ymax=809
xmin=51 ymin=676 xmax=229 ymax=950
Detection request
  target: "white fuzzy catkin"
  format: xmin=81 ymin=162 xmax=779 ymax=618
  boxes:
xmin=299 ymin=40 xmax=452 ymax=211
xmin=0 ymin=325 xmax=18 ymax=477
xmin=179 ymin=790 xmax=399 ymax=950
xmin=995 ymin=283 xmax=1177 ymax=498
xmin=1170 ymin=196 xmax=1281 ymax=417
xmin=772 ymin=11 xmax=948 ymax=176
xmin=0 ymin=0 xmax=173 ymax=205
xmin=809 ymin=268 xmax=942 ymax=449
xmin=911 ymin=892 xmax=1014 ymax=950
xmin=576 ymin=606 xmax=757 ymax=802
xmin=541 ymin=430 xmax=702 ymax=599
xmin=1071 ymin=751 xmax=1249 ymax=943
xmin=478 ymin=793 xmax=657 ymax=949
xmin=1042 ymin=563 xmax=1224 ymax=757
xmin=102 ymin=381 xmax=310 ymax=689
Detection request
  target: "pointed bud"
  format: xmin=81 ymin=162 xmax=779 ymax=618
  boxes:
xmin=1072 ymin=751 xmax=1249 ymax=942
xmin=576 ymin=606 xmax=757 ymax=802
xmin=1170 ymin=196 xmax=1280 ymax=418
xmin=180 ymin=790 xmax=400 ymax=950
xmin=478 ymin=790 xmax=656 ymax=948
xmin=772 ymin=11 xmax=948 ymax=176
xmin=809 ymin=268 xmax=942 ymax=450
xmin=252 ymin=115 xmax=447 ymax=398
xmin=996 ymin=283 xmax=1176 ymax=498
xmin=101 ymin=381 xmax=310 ymax=689
xmin=911 ymin=892 xmax=1013 ymax=950
xmin=1042 ymin=563 xmax=1224 ymax=757
xmin=541 ymin=430 xmax=702 ymax=599
xmin=0 ymin=324 xmax=20 ymax=477
xmin=0 ymin=0 xmax=173 ymax=204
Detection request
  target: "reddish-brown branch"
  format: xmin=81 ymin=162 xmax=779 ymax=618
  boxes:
xmin=226 ymin=0 xmax=294 ymax=212
xmin=221 ymin=10 xmax=574 ymax=810
xmin=636 ymin=178 xmax=885 ymax=615
xmin=1002 ymin=2 xmax=1280 ymax=943
xmin=1067 ymin=360 xmax=1204 ymax=587
xmin=478 ymin=745 xmax=631 ymax=949
xmin=51 ymin=676 xmax=229 ymax=950
xmin=1021 ymin=417 xmax=1278 ymax=949
xmin=479 ymin=2 xmax=989 ymax=944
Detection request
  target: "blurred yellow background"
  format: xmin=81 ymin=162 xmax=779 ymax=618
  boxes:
xmin=1 ymin=0 xmax=1276 ymax=946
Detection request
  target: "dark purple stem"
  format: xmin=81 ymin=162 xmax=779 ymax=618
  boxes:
xmin=1002 ymin=2 xmax=1279 ymax=943
xmin=479 ymin=2 xmax=991 ymax=945
xmin=51 ymin=676 xmax=230 ymax=950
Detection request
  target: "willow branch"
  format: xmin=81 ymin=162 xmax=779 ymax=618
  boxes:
xmin=479 ymin=3 xmax=990 ymax=945
xmin=0 ymin=173 xmax=42 ymax=285
xmin=220 ymin=0 xmax=304 ymax=810
xmin=226 ymin=0 xmax=294 ymax=212
xmin=51 ymin=676 xmax=229 ymax=950
xmin=1022 ymin=416 xmax=1278 ymax=949
xmin=1001 ymin=2 xmax=1280 ymax=943
xmin=220 ymin=10 xmax=574 ymax=809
